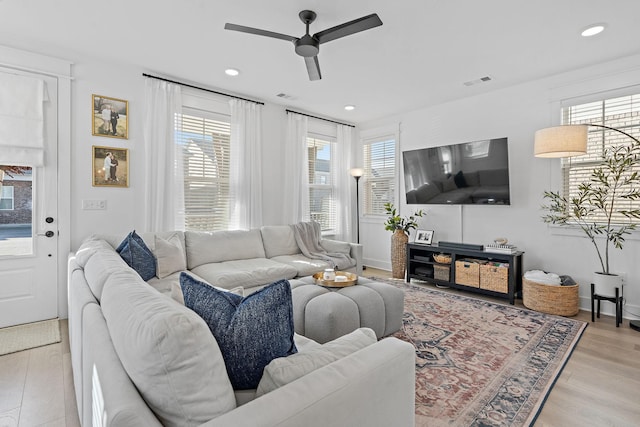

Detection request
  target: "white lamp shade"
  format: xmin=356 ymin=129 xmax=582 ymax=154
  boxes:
xmin=534 ymin=125 xmax=588 ymax=158
xmin=350 ymin=168 xmax=364 ymax=177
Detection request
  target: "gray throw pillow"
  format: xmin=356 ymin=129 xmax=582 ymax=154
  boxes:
xmin=180 ymin=273 xmax=297 ymax=390
xmin=256 ymin=328 xmax=377 ymax=396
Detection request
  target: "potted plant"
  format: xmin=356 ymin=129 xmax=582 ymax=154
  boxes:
xmin=384 ymin=202 xmax=424 ymax=279
xmin=541 ymin=136 xmax=640 ymax=295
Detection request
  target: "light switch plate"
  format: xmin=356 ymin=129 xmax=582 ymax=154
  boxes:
xmin=82 ymin=199 xmax=106 ymax=210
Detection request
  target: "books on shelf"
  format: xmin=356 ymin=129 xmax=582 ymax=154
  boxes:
xmin=484 ymin=243 xmax=518 ymax=254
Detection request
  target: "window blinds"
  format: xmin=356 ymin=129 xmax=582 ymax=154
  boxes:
xmin=177 ymin=111 xmax=231 ymax=231
xmin=307 ymin=136 xmax=336 ymax=232
xmin=363 ymin=137 xmax=396 ymax=215
xmin=562 ymin=93 xmax=640 ymax=224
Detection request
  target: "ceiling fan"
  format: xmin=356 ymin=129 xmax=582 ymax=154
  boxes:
xmin=224 ymin=10 xmax=383 ymax=81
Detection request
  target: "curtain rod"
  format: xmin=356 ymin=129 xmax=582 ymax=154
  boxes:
xmin=286 ymin=109 xmax=355 ymax=128
xmin=142 ymin=73 xmax=264 ymax=105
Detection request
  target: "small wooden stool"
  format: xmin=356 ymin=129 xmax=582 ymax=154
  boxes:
xmin=590 ymin=283 xmax=623 ymax=327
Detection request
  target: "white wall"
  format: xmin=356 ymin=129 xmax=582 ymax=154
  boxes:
xmin=69 ymin=61 xmax=292 ymax=249
xmin=359 ymin=53 xmax=640 ymax=317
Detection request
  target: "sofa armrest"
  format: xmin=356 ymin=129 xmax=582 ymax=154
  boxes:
xmin=349 ymin=243 xmax=363 ymax=275
xmin=201 ymin=337 xmax=415 ymax=427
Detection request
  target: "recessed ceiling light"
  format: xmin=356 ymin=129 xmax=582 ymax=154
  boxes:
xmin=344 ymin=105 xmax=355 ymax=111
xmin=225 ymin=68 xmax=240 ymax=76
xmin=581 ymin=24 xmax=605 ymax=37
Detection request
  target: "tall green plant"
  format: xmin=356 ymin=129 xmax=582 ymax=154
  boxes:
xmin=383 ymin=202 xmax=424 ymax=235
xmin=542 ymin=138 xmax=640 ymax=274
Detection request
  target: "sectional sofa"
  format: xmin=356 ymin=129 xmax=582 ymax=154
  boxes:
xmin=67 ymin=227 xmax=416 ymax=426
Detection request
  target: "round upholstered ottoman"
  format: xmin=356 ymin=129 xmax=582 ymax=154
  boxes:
xmin=289 ymin=276 xmax=404 ymax=343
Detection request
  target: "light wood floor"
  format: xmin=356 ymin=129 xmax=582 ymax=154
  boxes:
xmin=1 ymin=272 xmax=638 ymax=427
xmin=0 ymin=319 xmax=80 ymax=427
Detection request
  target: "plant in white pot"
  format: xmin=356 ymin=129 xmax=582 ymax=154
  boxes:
xmin=541 ymin=129 xmax=640 ymax=295
xmin=384 ymin=203 xmax=424 ymax=279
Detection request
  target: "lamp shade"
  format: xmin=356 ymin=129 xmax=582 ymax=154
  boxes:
xmin=350 ymin=168 xmax=364 ymax=177
xmin=534 ymin=125 xmax=588 ymax=158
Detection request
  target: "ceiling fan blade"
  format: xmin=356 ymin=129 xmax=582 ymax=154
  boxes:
xmin=304 ymin=56 xmax=322 ymax=81
xmin=314 ymin=13 xmax=382 ymax=44
xmin=224 ymin=23 xmax=298 ymax=42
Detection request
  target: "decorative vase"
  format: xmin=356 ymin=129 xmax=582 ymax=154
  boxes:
xmin=391 ymin=229 xmax=409 ymax=279
xmin=592 ymin=272 xmax=623 ymax=296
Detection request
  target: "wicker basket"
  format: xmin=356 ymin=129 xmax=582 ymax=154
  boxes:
xmin=434 ymin=264 xmax=450 ymax=281
xmin=480 ymin=263 xmax=509 ymax=294
xmin=433 ymin=253 xmax=452 ymax=264
xmin=455 ymin=259 xmax=483 ymax=287
xmin=522 ymin=277 xmax=579 ymax=317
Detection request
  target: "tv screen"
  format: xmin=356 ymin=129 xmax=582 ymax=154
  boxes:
xmin=403 ymin=137 xmax=510 ymax=205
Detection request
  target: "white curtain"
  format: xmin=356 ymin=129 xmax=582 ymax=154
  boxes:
xmin=283 ymin=113 xmax=309 ymax=224
xmin=143 ymin=78 xmax=184 ymax=232
xmin=229 ymin=99 xmax=263 ymax=229
xmin=0 ymin=71 xmax=47 ymax=166
xmin=334 ymin=124 xmax=354 ymax=241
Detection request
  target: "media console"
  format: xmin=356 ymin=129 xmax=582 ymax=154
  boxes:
xmin=406 ymin=243 xmax=524 ymax=304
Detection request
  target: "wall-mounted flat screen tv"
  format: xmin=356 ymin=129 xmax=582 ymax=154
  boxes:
xmin=403 ymin=137 xmax=510 ymax=205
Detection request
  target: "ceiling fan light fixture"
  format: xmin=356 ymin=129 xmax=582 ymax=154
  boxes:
xmin=225 ymin=68 xmax=240 ymax=77
xmin=581 ymin=24 xmax=605 ymax=37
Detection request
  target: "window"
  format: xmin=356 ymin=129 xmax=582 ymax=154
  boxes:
xmin=562 ymin=92 xmax=640 ymax=224
xmin=177 ymin=108 xmax=231 ymax=231
xmin=307 ymin=136 xmax=336 ymax=232
xmin=363 ymin=136 xmax=396 ymax=215
xmin=0 ymin=186 xmax=14 ymax=210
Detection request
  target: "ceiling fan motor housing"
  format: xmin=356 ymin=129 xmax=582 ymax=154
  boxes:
xmin=295 ymin=35 xmax=319 ymax=57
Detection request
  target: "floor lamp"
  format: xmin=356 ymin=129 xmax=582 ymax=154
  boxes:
xmin=535 ymin=123 xmax=640 ymax=332
xmin=350 ymin=168 xmax=364 ymax=244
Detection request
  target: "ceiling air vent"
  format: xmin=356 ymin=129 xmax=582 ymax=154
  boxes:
xmin=277 ymin=93 xmax=296 ymax=100
xmin=463 ymin=76 xmax=493 ymax=87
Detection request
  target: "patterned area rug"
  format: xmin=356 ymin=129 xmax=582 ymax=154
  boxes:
xmin=374 ymin=278 xmax=586 ymax=427
xmin=0 ymin=319 xmax=61 ymax=356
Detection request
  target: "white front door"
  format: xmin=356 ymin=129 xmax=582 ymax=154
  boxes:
xmin=0 ymin=70 xmax=58 ymax=328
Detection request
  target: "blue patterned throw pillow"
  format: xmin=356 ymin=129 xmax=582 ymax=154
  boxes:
xmin=180 ymin=273 xmax=297 ymax=390
xmin=116 ymin=230 xmax=156 ymax=281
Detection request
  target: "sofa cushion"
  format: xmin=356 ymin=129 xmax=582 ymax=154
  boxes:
xmin=116 ymin=231 xmax=156 ymax=281
xmin=270 ymin=254 xmax=333 ymax=277
xmin=260 ymin=225 xmax=301 ymax=258
xmin=256 ymin=328 xmax=377 ymax=396
xmin=153 ymin=233 xmax=187 ymax=279
xmin=76 ymin=237 xmax=128 ymax=302
xmin=185 ymin=230 xmax=267 ymax=269
xmin=100 ymin=269 xmax=236 ymax=427
xmin=190 ymin=258 xmax=297 ymax=290
xmin=181 ymin=274 xmax=298 ymax=390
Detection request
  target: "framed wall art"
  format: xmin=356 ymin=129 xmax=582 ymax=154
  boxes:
xmin=92 ymin=94 xmax=129 ymax=139
xmin=92 ymin=146 xmax=129 ymax=187
xmin=415 ymin=229 xmax=434 ymax=245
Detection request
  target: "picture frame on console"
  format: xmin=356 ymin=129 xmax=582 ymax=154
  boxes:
xmin=415 ymin=229 xmax=434 ymax=245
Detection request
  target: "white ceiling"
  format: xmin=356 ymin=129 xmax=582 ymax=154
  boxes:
xmin=1 ymin=0 xmax=639 ymax=124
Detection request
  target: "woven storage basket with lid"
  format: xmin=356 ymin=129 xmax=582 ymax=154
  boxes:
xmin=522 ymin=277 xmax=579 ymax=317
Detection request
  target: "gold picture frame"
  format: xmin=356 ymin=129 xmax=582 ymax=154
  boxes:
xmin=92 ymin=146 xmax=129 ymax=187
xmin=92 ymin=94 xmax=129 ymax=139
